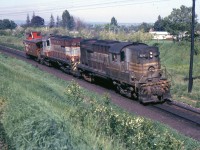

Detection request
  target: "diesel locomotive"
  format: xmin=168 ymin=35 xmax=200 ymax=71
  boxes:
xmin=23 ymin=32 xmax=171 ymax=103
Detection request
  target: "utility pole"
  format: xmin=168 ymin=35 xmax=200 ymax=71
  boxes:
xmin=188 ymin=0 xmax=195 ymax=93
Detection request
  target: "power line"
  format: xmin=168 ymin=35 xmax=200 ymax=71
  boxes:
xmin=0 ymin=0 xmax=170 ymax=17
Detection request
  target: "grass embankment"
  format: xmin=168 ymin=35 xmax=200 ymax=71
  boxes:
xmin=0 ymin=35 xmax=24 ymax=51
xmin=0 ymin=53 xmax=200 ymax=149
xmin=148 ymin=40 xmax=200 ymax=107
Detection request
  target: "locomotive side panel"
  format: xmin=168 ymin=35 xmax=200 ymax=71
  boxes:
xmin=41 ymin=36 xmax=81 ymax=72
xmin=43 ymin=36 xmax=81 ymax=63
xmin=79 ymin=39 xmax=115 ymax=79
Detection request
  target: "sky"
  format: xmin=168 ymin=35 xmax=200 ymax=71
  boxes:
xmin=0 ymin=0 xmax=199 ymax=24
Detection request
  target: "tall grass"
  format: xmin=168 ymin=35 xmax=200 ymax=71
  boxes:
xmin=0 ymin=35 xmax=24 ymax=50
xmin=0 ymin=53 xmax=200 ymax=149
xmin=148 ymin=40 xmax=200 ymax=107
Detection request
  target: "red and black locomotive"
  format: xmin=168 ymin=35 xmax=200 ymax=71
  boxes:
xmin=23 ymin=32 xmax=171 ymax=103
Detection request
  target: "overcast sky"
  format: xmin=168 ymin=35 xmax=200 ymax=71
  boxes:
xmin=0 ymin=0 xmax=199 ymax=23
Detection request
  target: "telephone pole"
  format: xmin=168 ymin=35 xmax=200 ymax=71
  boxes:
xmin=188 ymin=0 xmax=195 ymax=93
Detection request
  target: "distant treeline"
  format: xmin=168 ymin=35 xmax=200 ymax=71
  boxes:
xmin=0 ymin=19 xmax=17 ymax=30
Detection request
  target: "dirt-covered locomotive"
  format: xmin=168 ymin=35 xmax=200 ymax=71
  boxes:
xmin=23 ymin=32 xmax=171 ymax=103
xmin=78 ymin=39 xmax=171 ymax=103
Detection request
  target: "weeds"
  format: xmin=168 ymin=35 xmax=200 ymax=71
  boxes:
xmin=63 ymin=80 xmax=199 ymax=150
xmin=0 ymin=54 xmax=200 ymax=149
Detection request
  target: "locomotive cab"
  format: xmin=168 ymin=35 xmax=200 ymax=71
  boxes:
xmin=109 ymin=42 xmax=171 ymax=103
xmin=127 ymin=44 xmax=170 ymax=103
xmin=128 ymin=44 xmax=162 ymax=82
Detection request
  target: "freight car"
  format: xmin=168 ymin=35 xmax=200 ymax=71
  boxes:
xmin=78 ymin=39 xmax=171 ymax=103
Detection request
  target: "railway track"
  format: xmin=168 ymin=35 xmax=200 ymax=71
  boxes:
xmin=154 ymin=100 xmax=200 ymax=126
xmin=0 ymin=45 xmax=200 ymax=138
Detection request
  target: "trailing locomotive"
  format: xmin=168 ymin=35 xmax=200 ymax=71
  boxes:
xmin=41 ymin=35 xmax=81 ymax=74
xmin=23 ymin=32 xmax=171 ymax=103
xmin=23 ymin=31 xmax=43 ymax=58
xmin=24 ymin=31 xmax=81 ymax=74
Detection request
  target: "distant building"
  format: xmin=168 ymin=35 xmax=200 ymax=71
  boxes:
xmin=149 ymin=31 xmax=174 ymax=40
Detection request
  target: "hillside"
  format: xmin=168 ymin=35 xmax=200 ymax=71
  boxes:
xmin=0 ymin=53 xmax=200 ymax=149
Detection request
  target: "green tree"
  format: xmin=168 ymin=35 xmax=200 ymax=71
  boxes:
xmin=111 ymin=17 xmax=118 ymax=26
xmin=32 ymin=11 xmax=35 ymax=20
xmin=26 ymin=14 xmax=31 ymax=27
xmin=31 ymin=16 xmax=44 ymax=27
xmin=56 ymin=16 xmax=61 ymax=27
xmin=61 ymin=10 xmax=75 ymax=30
xmin=138 ymin=22 xmax=152 ymax=32
xmin=0 ymin=20 xmax=2 ymax=30
xmin=0 ymin=19 xmax=17 ymax=30
xmin=104 ymin=23 xmax=110 ymax=31
xmin=62 ymin=10 xmax=71 ymax=29
xmin=68 ymin=16 xmax=75 ymax=30
xmin=49 ymin=14 xmax=55 ymax=28
xmin=110 ymin=17 xmax=118 ymax=33
xmin=165 ymin=5 xmax=197 ymax=36
xmin=10 ymin=20 xmax=17 ymax=29
xmin=153 ymin=15 xmax=165 ymax=31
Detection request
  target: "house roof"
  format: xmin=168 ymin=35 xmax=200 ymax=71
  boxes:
xmin=149 ymin=31 xmax=170 ymax=35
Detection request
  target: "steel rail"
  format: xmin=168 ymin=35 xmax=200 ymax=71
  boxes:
xmin=154 ymin=100 xmax=200 ymax=125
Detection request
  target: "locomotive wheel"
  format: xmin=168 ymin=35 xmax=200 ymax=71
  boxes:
xmin=25 ymin=53 xmax=30 ymax=59
xmin=38 ymin=57 xmax=44 ymax=65
xmin=82 ymin=73 xmax=94 ymax=83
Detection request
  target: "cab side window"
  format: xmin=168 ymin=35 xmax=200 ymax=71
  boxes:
xmin=120 ymin=51 xmax=125 ymax=61
xmin=47 ymin=40 xmax=50 ymax=46
xmin=112 ymin=53 xmax=117 ymax=62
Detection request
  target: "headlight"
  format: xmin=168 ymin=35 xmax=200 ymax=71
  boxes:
xmin=149 ymin=51 xmax=153 ymax=58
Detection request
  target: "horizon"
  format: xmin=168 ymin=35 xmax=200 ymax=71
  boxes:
xmin=14 ymin=20 xmax=146 ymax=26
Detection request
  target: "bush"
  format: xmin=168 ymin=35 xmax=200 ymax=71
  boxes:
xmin=196 ymin=101 xmax=200 ymax=108
xmin=64 ymin=81 xmax=189 ymax=149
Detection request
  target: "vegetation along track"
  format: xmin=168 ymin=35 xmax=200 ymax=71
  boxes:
xmin=0 ymin=44 xmax=200 ymax=141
